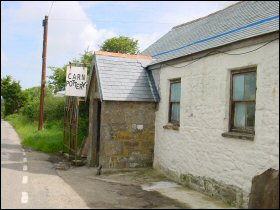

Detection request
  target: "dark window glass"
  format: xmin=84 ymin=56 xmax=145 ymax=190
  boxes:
xmin=231 ymin=70 xmax=256 ymax=132
xmin=169 ymin=80 xmax=181 ymax=124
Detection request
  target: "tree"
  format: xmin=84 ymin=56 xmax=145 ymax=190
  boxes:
xmin=48 ymin=65 xmax=67 ymax=93
xmin=1 ymin=75 xmax=26 ymax=116
xmin=100 ymin=36 xmax=140 ymax=54
xmin=48 ymin=49 xmax=94 ymax=93
xmin=80 ymin=48 xmax=94 ymax=73
xmin=20 ymin=86 xmax=54 ymax=120
xmin=48 ymin=36 xmax=139 ymax=93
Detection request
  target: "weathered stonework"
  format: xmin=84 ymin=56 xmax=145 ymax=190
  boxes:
xmin=97 ymin=101 xmax=156 ymax=168
xmin=154 ymin=162 xmax=248 ymax=208
xmin=87 ymin=65 xmax=156 ymax=169
xmin=248 ymin=168 xmax=279 ymax=209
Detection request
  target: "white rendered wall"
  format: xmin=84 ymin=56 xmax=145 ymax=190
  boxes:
xmin=153 ymin=39 xmax=279 ymax=195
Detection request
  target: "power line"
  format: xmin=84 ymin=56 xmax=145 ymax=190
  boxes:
xmin=163 ymin=39 xmax=278 ymax=69
xmin=49 ymin=18 xmax=180 ymax=25
xmin=216 ymin=39 xmax=276 ymax=55
xmin=48 ymin=1 xmax=54 ymax=17
xmin=163 ymin=51 xmax=215 ymax=69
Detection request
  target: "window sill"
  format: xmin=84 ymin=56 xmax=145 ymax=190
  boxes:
xmin=163 ymin=123 xmax=180 ymax=131
xmin=222 ymin=132 xmax=254 ymax=141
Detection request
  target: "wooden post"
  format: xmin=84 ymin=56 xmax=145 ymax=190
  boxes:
xmin=75 ymin=97 xmax=80 ymax=164
xmin=38 ymin=16 xmax=48 ymax=130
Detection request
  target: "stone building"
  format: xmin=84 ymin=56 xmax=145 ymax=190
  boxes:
xmin=86 ymin=51 xmax=159 ymax=168
xmin=141 ymin=1 xmax=279 ymax=208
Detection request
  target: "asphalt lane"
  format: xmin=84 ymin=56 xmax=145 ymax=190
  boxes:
xmin=1 ymin=120 xmax=231 ymax=209
xmin=1 ymin=120 xmax=88 ymax=209
xmin=1 ymin=120 xmax=25 ymax=208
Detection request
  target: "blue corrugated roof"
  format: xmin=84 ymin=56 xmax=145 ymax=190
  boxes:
xmin=142 ymin=1 xmax=279 ymax=65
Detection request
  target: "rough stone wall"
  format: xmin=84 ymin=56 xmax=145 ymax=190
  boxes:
xmin=153 ymin=39 xmax=279 ymax=208
xmin=99 ymin=101 xmax=156 ymax=168
xmin=248 ymin=168 xmax=279 ymax=209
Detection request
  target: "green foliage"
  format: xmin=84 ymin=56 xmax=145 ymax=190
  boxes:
xmin=6 ymin=104 xmax=88 ymax=153
xmin=21 ymin=99 xmax=39 ymax=120
xmin=1 ymin=96 xmax=5 ymax=118
xmin=78 ymin=101 xmax=89 ymax=142
xmin=7 ymin=114 xmax=64 ymax=153
xmin=48 ymin=65 xmax=67 ymax=93
xmin=100 ymin=36 xmax=140 ymax=54
xmin=48 ymin=49 xmax=94 ymax=93
xmin=80 ymin=48 xmax=94 ymax=74
xmin=44 ymin=96 xmax=65 ymax=121
xmin=1 ymin=75 xmax=26 ymax=116
xmin=4 ymin=48 xmax=93 ymax=154
xmin=21 ymin=86 xmax=54 ymax=120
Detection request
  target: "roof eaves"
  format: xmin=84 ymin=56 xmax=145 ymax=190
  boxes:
xmin=146 ymin=69 xmax=160 ymax=102
xmin=85 ymin=57 xmax=96 ymax=101
xmin=95 ymin=55 xmax=103 ymax=102
xmin=95 ymin=51 xmax=152 ymax=60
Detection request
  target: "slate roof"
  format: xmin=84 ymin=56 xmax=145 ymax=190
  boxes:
xmin=142 ymin=1 xmax=279 ymax=65
xmin=87 ymin=51 xmax=159 ymax=102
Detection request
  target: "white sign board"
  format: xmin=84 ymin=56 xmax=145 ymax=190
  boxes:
xmin=65 ymin=66 xmax=87 ymax=97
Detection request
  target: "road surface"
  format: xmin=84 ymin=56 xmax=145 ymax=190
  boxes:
xmin=1 ymin=120 xmax=88 ymax=209
xmin=1 ymin=120 xmax=231 ymax=209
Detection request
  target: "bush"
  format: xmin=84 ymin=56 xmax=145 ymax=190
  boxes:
xmin=6 ymin=96 xmax=89 ymax=154
xmin=20 ymin=96 xmax=65 ymax=122
xmin=44 ymin=96 xmax=65 ymax=121
xmin=77 ymin=101 xmax=89 ymax=144
xmin=21 ymin=99 xmax=40 ymax=120
xmin=1 ymin=76 xmax=26 ymax=116
xmin=6 ymin=114 xmax=64 ymax=153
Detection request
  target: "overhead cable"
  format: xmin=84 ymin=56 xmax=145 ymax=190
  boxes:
xmin=163 ymin=38 xmax=278 ymax=68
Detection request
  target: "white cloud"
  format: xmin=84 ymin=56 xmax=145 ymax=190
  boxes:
xmin=2 ymin=1 xmax=117 ymax=88
xmin=46 ymin=1 xmax=117 ymax=65
xmin=157 ymin=1 xmax=238 ymax=27
xmin=2 ymin=1 xmax=239 ymax=89
xmin=80 ymin=23 xmax=116 ymax=50
xmin=133 ymin=32 xmax=163 ymax=51
xmin=5 ymin=1 xmax=117 ymax=65
xmin=6 ymin=1 xmax=50 ymax=22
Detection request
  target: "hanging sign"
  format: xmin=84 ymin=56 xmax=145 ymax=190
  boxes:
xmin=65 ymin=65 xmax=87 ymax=97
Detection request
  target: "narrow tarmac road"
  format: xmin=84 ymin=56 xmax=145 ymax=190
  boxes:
xmin=1 ymin=120 xmax=187 ymax=209
xmin=1 ymin=120 xmax=88 ymax=209
xmin=1 ymin=120 xmax=232 ymax=209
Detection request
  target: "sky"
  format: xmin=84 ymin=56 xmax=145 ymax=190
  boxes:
xmin=1 ymin=1 xmax=237 ymax=90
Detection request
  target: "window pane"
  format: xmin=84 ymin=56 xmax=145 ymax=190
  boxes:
xmin=171 ymin=103 xmax=180 ymax=122
xmin=246 ymin=102 xmax=255 ymax=128
xmin=233 ymin=74 xmax=244 ymax=100
xmin=244 ymin=72 xmax=256 ymax=100
xmin=171 ymin=82 xmax=181 ymax=102
xmin=234 ymin=102 xmax=246 ymax=128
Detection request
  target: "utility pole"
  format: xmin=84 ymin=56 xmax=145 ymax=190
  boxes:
xmin=38 ymin=16 xmax=48 ymax=130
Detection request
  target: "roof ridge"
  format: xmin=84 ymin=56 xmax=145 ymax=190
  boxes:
xmin=95 ymin=51 xmax=152 ymax=60
xmin=172 ymin=1 xmax=243 ymax=30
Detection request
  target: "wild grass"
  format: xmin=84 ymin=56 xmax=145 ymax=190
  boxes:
xmin=6 ymin=114 xmax=64 ymax=153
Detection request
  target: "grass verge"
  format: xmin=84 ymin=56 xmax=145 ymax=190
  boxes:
xmin=6 ymin=114 xmax=64 ymax=153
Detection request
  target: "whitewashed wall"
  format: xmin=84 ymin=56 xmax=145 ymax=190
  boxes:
xmin=153 ymin=40 xmax=279 ymax=196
